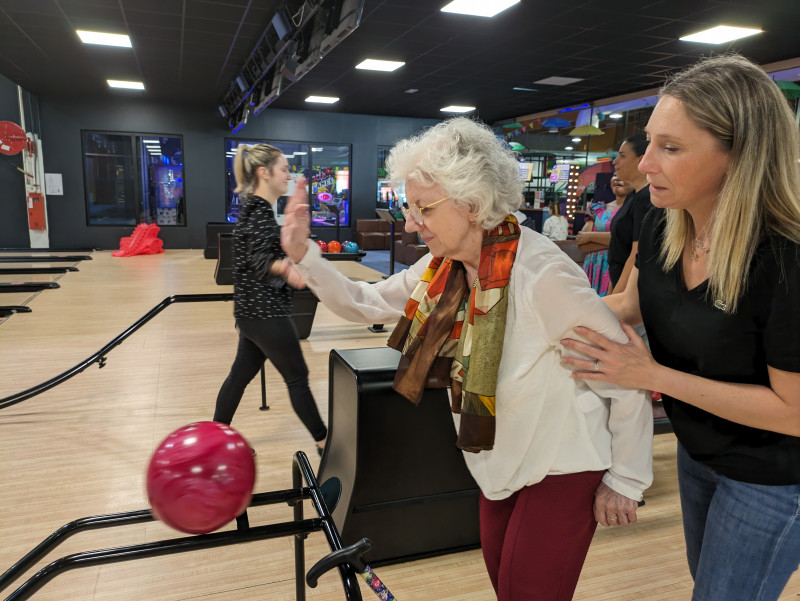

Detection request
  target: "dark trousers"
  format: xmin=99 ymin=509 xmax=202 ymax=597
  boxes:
xmin=214 ymin=317 xmax=327 ymax=442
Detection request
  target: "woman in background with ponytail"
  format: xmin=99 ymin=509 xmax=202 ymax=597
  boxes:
xmin=213 ymin=144 xmax=327 ymax=456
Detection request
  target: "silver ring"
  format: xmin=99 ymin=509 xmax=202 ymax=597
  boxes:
xmin=593 ymin=360 xmax=600 ymax=372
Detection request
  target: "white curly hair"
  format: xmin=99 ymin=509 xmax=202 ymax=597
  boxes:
xmin=386 ymin=117 xmax=523 ymax=229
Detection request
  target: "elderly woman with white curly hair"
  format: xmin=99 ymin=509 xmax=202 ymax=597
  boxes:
xmin=278 ymin=117 xmax=653 ymax=601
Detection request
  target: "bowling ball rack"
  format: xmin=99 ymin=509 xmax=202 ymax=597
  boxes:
xmin=0 ymin=451 xmax=369 ymax=601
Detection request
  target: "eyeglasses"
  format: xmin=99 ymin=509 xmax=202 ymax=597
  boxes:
xmin=400 ymin=196 xmax=449 ymax=226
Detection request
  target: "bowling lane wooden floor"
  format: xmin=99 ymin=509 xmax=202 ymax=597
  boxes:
xmin=0 ymin=250 xmax=797 ymax=601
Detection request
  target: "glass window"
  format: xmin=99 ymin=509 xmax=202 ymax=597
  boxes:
xmin=139 ymin=136 xmax=185 ymax=226
xmin=224 ymin=139 xmax=310 ymax=223
xmin=376 ymin=145 xmax=397 ymax=210
xmin=82 ymin=132 xmax=185 ymax=226
xmin=82 ymin=132 xmax=137 ymax=226
xmin=224 ymin=139 xmax=351 ymax=228
xmin=309 ymin=145 xmax=350 ymax=228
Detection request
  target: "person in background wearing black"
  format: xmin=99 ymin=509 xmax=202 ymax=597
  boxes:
xmin=213 ymin=143 xmax=327 ymax=457
xmin=607 ymin=134 xmax=651 ymax=294
xmin=562 ymin=54 xmax=800 ymax=601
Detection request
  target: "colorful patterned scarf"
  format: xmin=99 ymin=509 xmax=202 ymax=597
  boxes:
xmin=387 ymin=216 xmax=520 ymax=452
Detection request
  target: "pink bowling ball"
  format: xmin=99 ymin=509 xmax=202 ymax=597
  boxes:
xmin=146 ymin=421 xmax=255 ymax=534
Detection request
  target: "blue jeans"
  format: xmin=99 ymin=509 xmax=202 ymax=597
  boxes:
xmin=677 ymin=443 xmax=800 ymax=601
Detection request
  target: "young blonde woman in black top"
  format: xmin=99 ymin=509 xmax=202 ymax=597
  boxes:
xmin=214 ymin=143 xmax=326 ymax=455
xmin=563 ymin=54 xmax=800 ymax=601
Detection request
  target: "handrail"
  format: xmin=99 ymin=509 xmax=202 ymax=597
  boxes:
xmin=0 ymin=294 xmax=232 ymax=410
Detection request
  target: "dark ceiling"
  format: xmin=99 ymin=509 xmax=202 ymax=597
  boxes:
xmin=1 ymin=0 xmax=799 ymax=124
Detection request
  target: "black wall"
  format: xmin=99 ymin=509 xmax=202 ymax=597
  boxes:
xmin=36 ymin=93 xmax=439 ymax=250
xmin=0 ymin=74 xmax=29 ymax=248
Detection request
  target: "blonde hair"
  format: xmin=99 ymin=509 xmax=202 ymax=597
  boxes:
xmin=657 ymin=54 xmax=800 ymax=313
xmin=233 ymin=143 xmax=283 ymax=195
xmin=386 ymin=117 xmax=522 ymax=229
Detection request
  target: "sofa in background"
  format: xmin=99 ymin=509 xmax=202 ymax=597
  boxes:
xmin=355 ymin=219 xmax=392 ymax=250
xmin=394 ymin=230 xmax=429 ymax=265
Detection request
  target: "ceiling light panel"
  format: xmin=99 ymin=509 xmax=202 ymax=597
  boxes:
xmin=306 ymin=96 xmax=339 ymax=104
xmin=77 ymin=30 xmax=132 ymax=47
xmin=440 ymin=105 xmax=476 ymax=113
xmin=441 ymin=0 xmax=520 ymax=18
xmin=355 ymin=59 xmax=405 ymax=72
xmin=107 ymin=80 xmax=144 ymax=90
xmin=679 ymin=25 xmax=762 ymax=44
xmin=534 ymin=76 xmax=583 ymax=86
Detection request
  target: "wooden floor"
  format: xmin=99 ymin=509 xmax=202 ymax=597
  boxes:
xmin=0 ymin=250 xmax=797 ymax=601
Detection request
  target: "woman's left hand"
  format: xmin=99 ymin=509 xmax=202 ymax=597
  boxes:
xmin=560 ymin=321 xmax=659 ymax=391
xmin=594 ymin=481 xmax=638 ymax=527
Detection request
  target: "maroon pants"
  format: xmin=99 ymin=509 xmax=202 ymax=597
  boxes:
xmin=480 ymin=471 xmax=604 ymax=601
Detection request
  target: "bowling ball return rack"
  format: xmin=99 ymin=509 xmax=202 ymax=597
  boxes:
xmin=0 ymin=451 xmax=394 ymax=601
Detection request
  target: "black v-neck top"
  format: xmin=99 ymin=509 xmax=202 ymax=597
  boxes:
xmin=637 ymin=208 xmax=800 ymax=484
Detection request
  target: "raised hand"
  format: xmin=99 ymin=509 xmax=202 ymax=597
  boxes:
xmin=281 ymin=175 xmax=311 ymax=263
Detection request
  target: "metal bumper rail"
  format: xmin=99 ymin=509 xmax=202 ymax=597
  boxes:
xmin=0 ymin=451 xmax=362 ymax=601
xmin=0 ymin=294 xmax=233 ymax=410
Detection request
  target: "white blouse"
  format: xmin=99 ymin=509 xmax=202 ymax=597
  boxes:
xmin=542 ymin=215 xmax=570 ymax=240
xmin=295 ymin=227 xmax=653 ymax=501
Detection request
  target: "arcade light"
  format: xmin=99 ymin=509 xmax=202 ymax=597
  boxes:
xmin=565 ymin=164 xmax=580 ymax=219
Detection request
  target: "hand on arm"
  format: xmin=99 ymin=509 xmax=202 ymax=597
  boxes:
xmin=561 ymin=322 xmax=800 ymax=437
xmin=576 ymin=231 xmax=612 ymax=252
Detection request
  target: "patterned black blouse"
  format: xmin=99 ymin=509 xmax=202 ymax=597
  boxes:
xmin=232 ymin=195 xmax=292 ymax=319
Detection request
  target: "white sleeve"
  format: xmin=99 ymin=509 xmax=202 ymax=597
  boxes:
xmin=294 ymin=239 xmax=430 ymax=324
xmin=527 ymin=258 xmax=653 ymax=500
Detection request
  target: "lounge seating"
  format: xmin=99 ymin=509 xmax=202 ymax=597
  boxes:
xmin=394 ymin=230 xmax=429 ymax=265
xmin=355 ymin=219 xmax=392 ymax=250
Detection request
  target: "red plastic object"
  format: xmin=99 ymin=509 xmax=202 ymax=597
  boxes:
xmin=146 ymin=421 xmax=256 ymax=534
xmin=316 ymin=239 xmax=328 ymax=252
xmin=327 ymin=240 xmax=342 ymax=253
xmin=112 ymin=223 xmax=165 ymax=257
xmin=0 ymin=121 xmax=27 ymax=155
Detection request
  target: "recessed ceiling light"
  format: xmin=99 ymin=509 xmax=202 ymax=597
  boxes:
xmin=513 ymin=87 xmax=537 ymax=92
xmin=305 ymin=95 xmax=339 ymax=104
xmin=355 ymin=59 xmax=405 ymax=72
xmin=107 ymin=80 xmax=144 ymax=90
xmin=405 ymin=88 xmax=419 ymax=94
xmin=441 ymin=0 xmax=520 ymax=18
xmin=440 ymin=105 xmax=476 ymax=113
xmin=572 ymin=137 xmax=581 ymax=143
xmin=534 ymin=76 xmax=583 ymax=86
xmin=609 ymin=113 xmax=623 ymax=119
xmin=679 ymin=25 xmax=762 ymax=44
xmin=77 ymin=30 xmax=132 ymax=47
xmin=565 ymin=146 xmax=574 ymax=150
xmin=312 ymin=147 xmax=323 ymax=152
